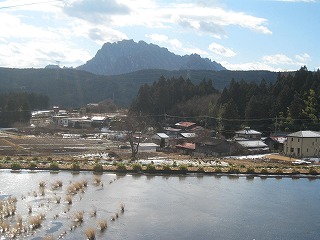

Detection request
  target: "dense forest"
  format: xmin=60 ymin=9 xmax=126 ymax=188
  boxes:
xmin=0 ymin=92 xmax=49 ymax=127
xmin=0 ymin=67 xmax=278 ymax=107
xmin=131 ymin=67 xmax=320 ymax=136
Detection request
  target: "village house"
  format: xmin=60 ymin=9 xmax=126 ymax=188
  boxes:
xmin=152 ymin=133 xmax=170 ymax=148
xmin=234 ymin=127 xmax=262 ymax=140
xmin=194 ymin=137 xmax=239 ymax=157
xmin=284 ymin=130 xmax=320 ymax=158
xmin=233 ymin=127 xmax=269 ymax=154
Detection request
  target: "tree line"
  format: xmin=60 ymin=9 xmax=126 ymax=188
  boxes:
xmin=0 ymin=92 xmax=49 ymax=127
xmin=130 ymin=67 xmax=320 ymax=136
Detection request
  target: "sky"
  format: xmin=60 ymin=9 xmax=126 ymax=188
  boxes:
xmin=0 ymin=0 xmax=319 ymax=71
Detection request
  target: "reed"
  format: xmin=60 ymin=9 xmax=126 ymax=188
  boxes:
xmin=97 ymin=219 xmax=107 ymax=231
xmin=39 ymin=181 xmax=46 ymax=188
xmin=65 ymin=195 xmax=73 ymax=205
xmin=74 ymin=211 xmax=84 ymax=223
xmin=54 ymin=196 xmax=61 ymax=204
xmin=29 ymin=214 xmax=43 ymax=229
xmin=90 ymin=208 xmax=97 ymax=217
xmin=93 ymin=176 xmax=101 ymax=186
xmin=120 ymin=203 xmax=125 ymax=213
xmin=84 ymin=227 xmax=96 ymax=240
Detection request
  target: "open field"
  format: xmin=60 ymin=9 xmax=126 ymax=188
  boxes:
xmin=0 ymin=129 xmax=320 ymax=176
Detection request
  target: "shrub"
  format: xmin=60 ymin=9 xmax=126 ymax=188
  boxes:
xmin=49 ymin=162 xmax=59 ymax=170
xmin=246 ymin=167 xmax=255 ymax=174
xmin=116 ymin=163 xmax=127 ymax=172
xmin=214 ymin=167 xmax=222 ymax=173
xmin=228 ymin=167 xmax=240 ymax=174
xmin=11 ymin=163 xmax=21 ymax=170
xmin=179 ymin=165 xmax=188 ymax=173
xmin=292 ymin=169 xmax=300 ymax=174
xmin=162 ymin=164 xmax=171 ymax=172
xmin=309 ymin=167 xmax=318 ymax=175
xmin=93 ymin=164 xmax=103 ymax=172
xmin=132 ymin=163 xmax=142 ymax=172
xmin=146 ymin=163 xmax=156 ymax=173
xmin=197 ymin=166 xmax=204 ymax=173
xmin=172 ymin=161 xmax=177 ymax=167
xmin=260 ymin=168 xmax=269 ymax=174
xmin=72 ymin=163 xmax=80 ymax=171
xmin=275 ymin=169 xmax=283 ymax=174
xmin=29 ymin=162 xmax=37 ymax=169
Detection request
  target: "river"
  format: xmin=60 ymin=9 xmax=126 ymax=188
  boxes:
xmin=0 ymin=170 xmax=319 ymax=240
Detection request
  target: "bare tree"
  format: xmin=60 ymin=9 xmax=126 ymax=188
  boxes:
xmin=124 ymin=114 xmax=149 ymax=160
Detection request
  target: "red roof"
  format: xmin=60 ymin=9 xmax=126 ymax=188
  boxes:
xmin=175 ymin=122 xmax=196 ymax=128
xmin=176 ymin=142 xmax=195 ymax=150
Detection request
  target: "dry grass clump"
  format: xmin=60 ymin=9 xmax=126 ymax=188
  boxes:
xmin=67 ymin=180 xmax=88 ymax=195
xmin=120 ymin=203 xmax=125 ymax=213
xmin=93 ymin=176 xmax=102 ymax=186
xmin=90 ymin=208 xmax=97 ymax=218
xmin=27 ymin=204 xmax=32 ymax=214
xmin=0 ymin=197 xmax=17 ymax=218
xmin=39 ymin=187 xmax=45 ymax=196
xmin=84 ymin=227 xmax=96 ymax=240
xmin=73 ymin=211 xmax=84 ymax=223
xmin=0 ymin=221 xmax=10 ymax=233
xmin=29 ymin=213 xmax=45 ymax=230
xmin=54 ymin=195 xmax=61 ymax=204
xmin=65 ymin=195 xmax=73 ymax=205
xmin=97 ymin=219 xmax=107 ymax=231
xmin=52 ymin=180 xmax=63 ymax=190
xmin=39 ymin=181 xmax=46 ymax=188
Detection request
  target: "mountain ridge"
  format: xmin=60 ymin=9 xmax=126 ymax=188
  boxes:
xmin=77 ymin=39 xmax=226 ymax=75
xmin=0 ymin=67 xmax=278 ymax=107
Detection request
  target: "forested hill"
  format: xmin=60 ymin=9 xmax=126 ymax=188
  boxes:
xmin=131 ymin=67 xmax=320 ymax=135
xmin=0 ymin=67 xmax=278 ymax=107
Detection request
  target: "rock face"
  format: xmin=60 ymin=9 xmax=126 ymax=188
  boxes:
xmin=77 ymin=39 xmax=226 ymax=75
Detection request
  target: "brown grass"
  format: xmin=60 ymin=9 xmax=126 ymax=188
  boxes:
xmin=97 ymin=219 xmax=107 ymax=231
xmin=84 ymin=227 xmax=96 ymax=240
xmin=74 ymin=211 xmax=84 ymax=223
xmin=65 ymin=195 xmax=73 ymax=205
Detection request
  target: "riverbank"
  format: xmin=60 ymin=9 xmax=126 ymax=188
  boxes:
xmin=0 ymin=155 xmax=319 ymax=177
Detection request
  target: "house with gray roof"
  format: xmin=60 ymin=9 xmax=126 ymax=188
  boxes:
xmin=284 ymin=130 xmax=320 ymax=158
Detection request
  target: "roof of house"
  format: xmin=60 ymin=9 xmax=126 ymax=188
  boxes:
xmin=175 ymin=121 xmax=196 ymax=128
xmin=164 ymin=127 xmax=182 ymax=132
xmin=153 ymin=133 xmax=170 ymax=139
xmin=235 ymin=129 xmax=262 ymax=135
xmin=176 ymin=142 xmax=195 ymax=150
xmin=236 ymin=140 xmax=268 ymax=149
xmin=91 ymin=116 xmax=106 ymax=121
xmin=180 ymin=132 xmax=197 ymax=138
xmin=287 ymin=130 xmax=320 ymax=138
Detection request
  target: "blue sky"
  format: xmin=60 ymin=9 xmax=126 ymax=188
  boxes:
xmin=0 ymin=0 xmax=319 ymax=71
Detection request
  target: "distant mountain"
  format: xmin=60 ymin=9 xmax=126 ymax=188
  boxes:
xmin=0 ymin=67 xmax=278 ymax=107
xmin=77 ymin=40 xmax=226 ymax=75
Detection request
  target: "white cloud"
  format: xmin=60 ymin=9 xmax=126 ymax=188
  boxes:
xmin=145 ymin=33 xmax=207 ymax=56
xmin=262 ymin=53 xmax=311 ymax=66
xmin=295 ymin=53 xmax=311 ymax=63
xmin=262 ymin=54 xmax=294 ymax=65
xmin=208 ymin=42 xmax=236 ymax=57
xmin=221 ymin=61 xmax=283 ymax=71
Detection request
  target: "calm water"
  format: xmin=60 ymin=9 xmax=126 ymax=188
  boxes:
xmin=0 ymin=170 xmax=320 ymax=240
